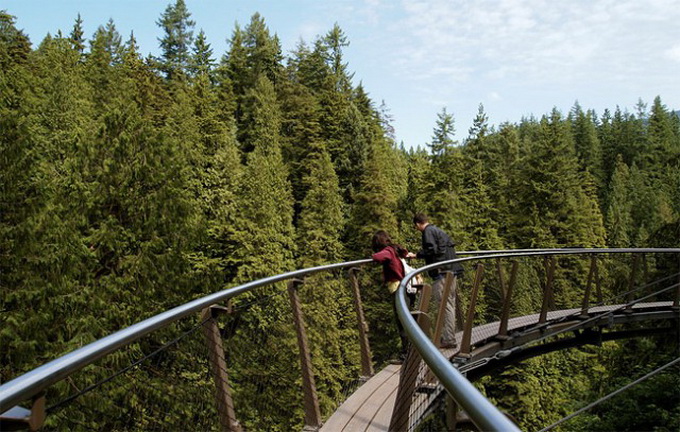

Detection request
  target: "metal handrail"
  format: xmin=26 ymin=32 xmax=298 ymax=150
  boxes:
xmin=394 ymin=248 xmax=680 ymax=432
xmin=0 ymin=259 xmax=373 ymax=413
xmin=0 ymin=248 xmax=545 ymax=412
xmin=0 ymin=247 xmax=523 ymax=414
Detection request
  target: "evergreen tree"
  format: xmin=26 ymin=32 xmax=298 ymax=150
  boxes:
xmin=429 ymin=107 xmax=456 ymax=157
xmin=461 ymin=105 xmax=503 ymax=250
xmin=646 ymin=96 xmax=678 ymax=173
xmin=570 ymin=102 xmax=605 ymax=196
xmin=187 ymin=58 xmax=242 ymax=284
xmin=243 ymin=13 xmax=283 ymax=85
xmin=605 ymin=155 xmax=632 ymax=247
xmin=189 ymin=29 xmax=214 ymax=77
xmin=233 ymin=75 xmax=296 ymax=281
xmin=509 ymin=109 xmax=605 ymax=248
xmin=346 ymin=139 xmax=400 ymax=257
xmin=420 ymin=108 xmax=466 ymax=239
xmin=156 ymin=0 xmax=195 ymax=80
xmin=297 ymin=147 xmax=345 ymax=267
xmin=69 ymin=13 xmax=85 ymax=54
xmin=322 ymin=23 xmax=353 ymax=93
xmin=226 ymin=14 xmax=284 ymax=150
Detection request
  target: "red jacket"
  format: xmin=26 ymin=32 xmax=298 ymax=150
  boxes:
xmin=372 ymin=246 xmax=407 ymax=282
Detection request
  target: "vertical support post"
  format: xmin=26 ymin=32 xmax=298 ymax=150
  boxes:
xmin=539 ymin=256 xmax=556 ymax=324
xmin=580 ymin=256 xmax=598 ymax=316
xmin=626 ymin=254 xmax=640 ymax=311
xmin=288 ymin=279 xmax=322 ymax=431
xmin=496 ymin=259 xmax=507 ymax=301
xmin=642 ymin=254 xmax=650 ymax=295
xmin=673 ymin=254 xmax=680 ymax=308
xmin=498 ymin=261 xmax=518 ymax=338
xmin=348 ymin=268 xmax=374 ymax=378
xmin=432 ymin=272 xmax=456 ymax=349
xmin=460 ymin=264 xmax=484 ymax=356
xmin=418 ymin=283 xmax=432 ymax=315
xmin=201 ymin=306 xmax=242 ymax=432
xmin=595 ymin=258 xmax=603 ymax=304
xmin=446 ymin=394 xmax=458 ymax=432
xmin=389 ymin=303 xmax=432 ymax=432
xmin=0 ymin=392 xmax=46 ymax=431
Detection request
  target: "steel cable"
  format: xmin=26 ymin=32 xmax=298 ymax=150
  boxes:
xmin=538 ymin=357 xmax=680 ymax=432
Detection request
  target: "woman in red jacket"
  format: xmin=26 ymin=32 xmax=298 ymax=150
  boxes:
xmin=371 ymin=230 xmax=415 ymax=360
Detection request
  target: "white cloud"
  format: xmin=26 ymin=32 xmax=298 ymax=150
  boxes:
xmin=665 ymin=44 xmax=680 ymax=63
xmin=391 ymin=0 xmax=680 ymax=86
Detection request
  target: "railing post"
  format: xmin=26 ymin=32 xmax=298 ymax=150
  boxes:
xmin=642 ymin=254 xmax=650 ymax=295
xmin=418 ymin=283 xmax=432 ymax=315
xmin=433 ymin=271 xmax=456 ymax=349
xmin=497 ymin=260 xmax=518 ymax=339
xmin=595 ymin=257 xmax=603 ymax=304
xmin=0 ymin=392 xmax=45 ymax=431
xmin=389 ymin=298 xmax=432 ymax=432
xmin=626 ymin=254 xmax=640 ymax=311
xmin=446 ymin=394 xmax=458 ymax=431
xmin=200 ymin=306 xmax=242 ymax=432
xmin=459 ymin=264 xmax=484 ymax=357
xmin=674 ymin=254 xmax=680 ymax=308
xmin=539 ymin=256 xmax=556 ymax=323
xmin=496 ymin=259 xmax=507 ymax=301
xmin=580 ymin=256 xmax=598 ymax=317
xmin=288 ymin=279 xmax=322 ymax=431
xmin=348 ymin=268 xmax=374 ymax=379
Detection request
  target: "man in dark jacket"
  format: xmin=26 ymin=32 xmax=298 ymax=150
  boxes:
xmin=407 ymin=213 xmax=462 ymax=348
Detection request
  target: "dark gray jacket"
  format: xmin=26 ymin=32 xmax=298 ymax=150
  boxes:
xmin=416 ymin=224 xmax=464 ymax=278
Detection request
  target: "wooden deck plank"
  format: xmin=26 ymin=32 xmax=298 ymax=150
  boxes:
xmin=344 ymin=371 xmax=399 ymax=431
xmin=364 ymin=383 xmax=399 ymax=431
xmin=321 ymin=364 xmax=400 ymax=431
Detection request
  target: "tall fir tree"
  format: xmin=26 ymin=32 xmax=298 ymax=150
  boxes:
xmin=233 ymin=74 xmax=296 ymax=281
xmin=189 ymin=29 xmax=215 ymax=77
xmin=605 ymin=155 xmax=633 ymax=247
xmin=156 ymin=0 xmax=195 ymax=80
xmin=570 ymin=102 xmax=605 ymax=197
xmin=420 ymin=108 xmax=466 ymax=239
xmin=69 ymin=13 xmax=85 ymax=55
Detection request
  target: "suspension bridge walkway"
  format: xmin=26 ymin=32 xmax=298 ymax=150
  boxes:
xmin=1 ymin=249 xmax=679 ymax=431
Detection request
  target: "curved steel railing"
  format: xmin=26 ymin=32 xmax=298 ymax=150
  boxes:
xmin=0 ymin=259 xmax=373 ymax=414
xmin=0 ymin=248 xmax=557 ymax=413
xmin=394 ymin=248 xmax=680 ymax=432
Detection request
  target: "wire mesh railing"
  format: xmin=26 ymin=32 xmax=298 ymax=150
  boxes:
xmin=2 ymin=249 xmax=678 ymax=431
xmin=393 ymin=248 xmax=680 ymax=431
xmin=0 ymin=259 xmax=378 ymax=431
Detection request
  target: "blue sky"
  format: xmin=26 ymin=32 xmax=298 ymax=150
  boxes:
xmin=5 ymin=0 xmax=680 ymax=148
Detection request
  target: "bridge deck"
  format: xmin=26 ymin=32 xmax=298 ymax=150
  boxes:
xmin=321 ymin=302 xmax=673 ymax=431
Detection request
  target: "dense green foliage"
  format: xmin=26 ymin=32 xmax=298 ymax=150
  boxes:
xmin=1 ymin=2 xmax=679 ymax=430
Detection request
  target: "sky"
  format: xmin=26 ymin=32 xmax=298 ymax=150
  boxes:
xmin=5 ymin=0 xmax=680 ymax=148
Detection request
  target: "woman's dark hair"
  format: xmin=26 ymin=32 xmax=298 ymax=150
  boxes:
xmin=371 ymin=230 xmax=392 ymax=252
xmin=371 ymin=230 xmax=407 ymax=255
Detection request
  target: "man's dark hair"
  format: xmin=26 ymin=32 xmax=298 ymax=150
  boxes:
xmin=413 ymin=213 xmax=429 ymax=225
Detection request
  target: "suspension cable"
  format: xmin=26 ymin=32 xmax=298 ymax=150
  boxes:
xmin=47 ymin=316 xmax=212 ymax=413
xmin=538 ymin=357 xmax=680 ymax=432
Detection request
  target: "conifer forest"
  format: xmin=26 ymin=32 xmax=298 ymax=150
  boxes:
xmin=1 ymin=2 xmax=679 ymax=431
